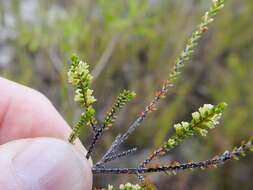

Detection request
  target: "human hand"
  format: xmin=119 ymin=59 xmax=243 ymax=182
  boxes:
xmin=0 ymin=77 xmax=92 ymax=190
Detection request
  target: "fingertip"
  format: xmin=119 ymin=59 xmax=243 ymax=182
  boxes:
xmin=0 ymin=138 xmax=93 ymax=190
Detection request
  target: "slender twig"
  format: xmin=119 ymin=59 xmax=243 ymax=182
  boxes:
xmin=86 ymin=127 xmax=103 ymax=159
xmin=91 ymin=34 xmax=120 ymax=80
xmin=91 ymin=3 xmax=154 ymax=81
xmin=48 ymin=45 xmax=63 ymax=74
xmin=97 ymin=134 xmax=123 ymax=164
xmin=96 ymin=147 xmax=137 ymax=166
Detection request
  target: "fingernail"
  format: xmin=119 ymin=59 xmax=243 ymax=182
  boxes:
xmin=12 ymin=138 xmax=92 ymax=190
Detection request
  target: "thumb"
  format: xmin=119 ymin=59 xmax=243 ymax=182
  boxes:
xmin=0 ymin=138 xmax=92 ymax=190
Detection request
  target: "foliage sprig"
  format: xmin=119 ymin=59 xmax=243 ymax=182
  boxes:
xmin=139 ymin=103 xmax=227 ymax=169
xmin=104 ymin=90 xmax=136 ymax=129
xmin=169 ymin=0 xmax=225 ymax=83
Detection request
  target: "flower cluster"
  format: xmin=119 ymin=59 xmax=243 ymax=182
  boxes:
xmin=106 ymin=183 xmax=143 ymax=190
xmin=68 ymin=55 xmax=97 ymax=143
xmin=165 ymin=103 xmax=227 ymax=149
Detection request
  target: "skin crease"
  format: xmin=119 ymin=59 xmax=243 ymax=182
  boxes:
xmin=0 ymin=77 xmax=92 ymax=190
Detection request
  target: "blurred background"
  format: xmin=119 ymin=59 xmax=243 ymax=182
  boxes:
xmin=0 ymin=0 xmax=252 ymax=189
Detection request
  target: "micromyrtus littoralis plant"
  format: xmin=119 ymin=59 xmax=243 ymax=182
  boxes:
xmin=66 ymin=0 xmax=252 ymax=189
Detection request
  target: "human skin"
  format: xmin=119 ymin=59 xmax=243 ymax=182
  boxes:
xmin=0 ymin=77 xmax=92 ymax=190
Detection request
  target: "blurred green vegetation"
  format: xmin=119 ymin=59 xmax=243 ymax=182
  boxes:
xmin=0 ymin=0 xmax=252 ymax=189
